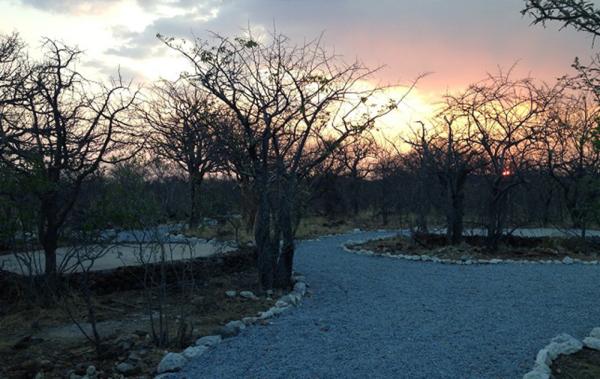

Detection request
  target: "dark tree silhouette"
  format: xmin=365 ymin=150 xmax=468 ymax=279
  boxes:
xmin=523 ymin=0 xmax=600 ymax=37
xmin=161 ymin=30 xmax=417 ymax=289
xmin=0 ymin=38 xmax=138 ymax=277
xmin=140 ymin=79 xmax=220 ymax=228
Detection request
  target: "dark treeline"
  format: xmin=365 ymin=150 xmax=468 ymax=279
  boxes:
xmin=2 ymin=0 xmax=600 ymax=290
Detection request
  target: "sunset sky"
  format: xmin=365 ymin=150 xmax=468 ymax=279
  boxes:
xmin=0 ymin=0 xmax=596 ymax=130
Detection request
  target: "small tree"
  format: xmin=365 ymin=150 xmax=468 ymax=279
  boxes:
xmin=335 ymin=134 xmax=377 ymax=215
xmin=162 ymin=30 xmax=417 ymax=288
xmin=372 ymin=143 xmax=402 ymax=226
xmin=541 ymin=92 xmax=600 ymax=236
xmin=401 ymin=122 xmax=438 ymax=234
xmin=140 ymin=79 xmax=220 ymax=228
xmin=443 ymin=71 xmax=562 ymax=250
xmin=0 ymin=38 xmax=138 ymax=277
xmin=429 ymin=115 xmax=483 ymax=244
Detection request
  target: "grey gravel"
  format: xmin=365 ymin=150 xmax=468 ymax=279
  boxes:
xmin=175 ymin=231 xmax=600 ymax=379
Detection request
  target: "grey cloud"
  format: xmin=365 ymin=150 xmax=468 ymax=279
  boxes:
xmin=107 ymin=12 xmax=211 ymax=58
xmin=107 ymin=0 xmax=223 ymax=58
xmin=103 ymin=0 xmax=593 ymax=89
xmin=20 ymin=0 xmax=222 ymax=13
xmin=20 ymin=0 xmax=122 ymax=13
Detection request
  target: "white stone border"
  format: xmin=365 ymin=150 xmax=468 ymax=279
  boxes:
xmin=341 ymin=236 xmax=600 ymax=266
xmin=154 ymin=274 xmax=309 ymax=378
xmin=523 ymin=328 xmax=600 ymax=379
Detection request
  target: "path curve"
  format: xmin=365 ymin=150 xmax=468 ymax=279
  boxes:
xmin=176 ymin=231 xmax=600 ymax=379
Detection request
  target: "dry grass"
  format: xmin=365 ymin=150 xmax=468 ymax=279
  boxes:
xmin=183 ymin=212 xmax=406 ymax=243
xmin=552 ymin=348 xmax=600 ymax=379
xmin=0 ymin=267 xmax=277 ymax=379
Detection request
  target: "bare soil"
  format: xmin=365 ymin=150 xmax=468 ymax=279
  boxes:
xmin=0 ymin=249 xmax=279 ymax=379
xmin=551 ymin=348 xmax=600 ymax=379
xmin=350 ymin=234 xmax=600 ymax=262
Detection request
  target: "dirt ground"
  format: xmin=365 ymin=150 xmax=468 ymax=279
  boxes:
xmin=183 ymin=213 xmax=406 ymax=243
xmin=350 ymin=233 xmax=600 ymax=262
xmin=551 ymin=348 xmax=600 ymax=379
xmin=0 ymin=251 xmax=279 ymax=379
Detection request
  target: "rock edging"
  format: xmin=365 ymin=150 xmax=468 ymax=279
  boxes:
xmin=341 ymin=238 xmax=600 ymax=266
xmin=523 ymin=327 xmax=600 ymax=379
xmin=153 ymin=274 xmax=309 ymax=378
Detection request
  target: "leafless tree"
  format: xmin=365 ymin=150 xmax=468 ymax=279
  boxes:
xmin=0 ymin=33 xmax=28 ymax=161
xmin=140 ymin=79 xmax=220 ymax=228
xmin=372 ymin=143 xmax=402 ymax=226
xmin=429 ymin=115 xmax=483 ymax=244
xmin=0 ymin=38 xmax=139 ymax=277
xmin=523 ymin=1 xmax=600 ymax=102
xmin=540 ymin=91 xmax=600 ymax=237
xmin=443 ymin=70 xmax=563 ymax=250
xmin=335 ymin=133 xmax=378 ymax=215
xmin=161 ymin=30 xmax=418 ymax=288
xmin=523 ymin=0 xmax=600 ymax=37
xmin=401 ymin=122 xmax=438 ymax=234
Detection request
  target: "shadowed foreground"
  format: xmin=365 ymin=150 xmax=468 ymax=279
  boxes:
xmin=174 ymin=231 xmax=600 ymax=379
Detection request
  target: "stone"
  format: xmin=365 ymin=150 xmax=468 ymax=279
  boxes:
xmin=242 ymin=316 xmax=258 ymax=325
xmin=225 ymin=290 xmax=237 ymax=298
xmin=154 ymin=374 xmax=178 ymax=379
xmin=259 ymin=309 xmax=275 ymax=319
xmin=289 ymin=292 xmax=302 ymax=304
xmin=85 ymin=366 xmax=97 ymax=379
xmin=157 ymin=352 xmax=187 ymax=374
xmin=293 ymin=275 xmax=306 ymax=283
xmin=522 ymin=369 xmax=550 ymax=379
xmin=535 ymin=348 xmax=551 ymax=367
xmin=195 ymin=335 xmax=222 ymax=347
xmin=116 ymin=335 xmax=134 ymax=351
xmin=546 ymin=333 xmax=583 ymax=360
xmin=127 ymin=352 xmax=141 ymax=362
xmin=533 ymin=362 xmax=551 ymax=375
xmin=182 ymin=345 xmax=208 ymax=359
xmin=280 ymin=294 xmax=299 ymax=306
xmin=590 ymin=327 xmax=600 ymax=339
xmin=293 ymin=282 xmax=307 ymax=296
xmin=266 ymin=290 xmax=274 ymax=297
xmin=34 ymin=372 xmax=44 ymax=379
xmin=239 ymin=291 xmax=258 ymax=300
xmin=275 ymin=299 xmax=289 ymax=308
xmin=270 ymin=305 xmax=289 ymax=315
xmin=562 ymin=256 xmax=574 ymax=264
xmin=583 ymin=337 xmax=600 ymax=350
xmin=220 ymin=320 xmax=245 ymax=337
xmin=115 ymin=362 xmax=138 ymax=375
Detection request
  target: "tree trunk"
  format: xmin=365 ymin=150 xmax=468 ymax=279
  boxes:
xmin=446 ymin=175 xmax=466 ymax=245
xmin=188 ymin=171 xmax=202 ymax=229
xmin=254 ymin=171 xmax=274 ymax=290
xmin=274 ymin=179 xmax=296 ymax=289
xmin=240 ymin=182 xmax=257 ymax=233
xmin=350 ymin=175 xmax=360 ymax=216
xmin=486 ymin=187 xmax=505 ymax=252
xmin=40 ymin=195 xmax=59 ymax=276
xmin=448 ymin=190 xmax=464 ymax=245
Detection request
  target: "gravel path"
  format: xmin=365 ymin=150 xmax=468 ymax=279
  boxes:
xmin=177 ymin=231 xmax=600 ymax=379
